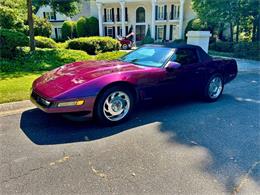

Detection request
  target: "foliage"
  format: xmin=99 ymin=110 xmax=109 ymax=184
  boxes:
xmin=234 ymin=41 xmax=260 ymax=60
xmin=33 ymin=16 xmax=52 ymax=37
xmin=32 ymin=0 xmax=81 ymax=17
xmin=95 ymin=51 xmax=127 ymax=60
xmin=76 ymin=17 xmax=88 ymax=37
xmin=0 ymin=5 xmax=25 ymax=32
xmin=0 ymin=29 xmax=29 ymax=58
xmin=35 ymin=36 xmax=57 ymax=48
xmin=141 ymin=26 xmax=154 ymax=44
xmin=0 ymin=48 xmax=92 ymax=73
xmin=88 ymin=17 xmax=99 ymax=36
xmin=185 ymin=18 xmax=213 ymax=35
xmin=62 ymin=21 xmax=77 ymax=40
xmin=191 ymin=0 xmax=260 ymax=42
xmin=209 ymin=41 xmax=234 ymax=52
xmin=66 ymin=36 xmax=120 ymax=55
xmin=172 ymin=39 xmax=186 ymax=44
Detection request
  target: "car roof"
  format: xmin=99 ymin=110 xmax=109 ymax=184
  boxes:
xmin=142 ymin=43 xmax=201 ymax=50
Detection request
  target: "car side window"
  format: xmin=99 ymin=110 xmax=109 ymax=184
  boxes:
xmin=172 ymin=49 xmax=199 ymax=65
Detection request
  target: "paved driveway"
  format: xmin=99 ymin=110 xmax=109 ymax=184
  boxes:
xmin=0 ymin=62 xmax=259 ymax=194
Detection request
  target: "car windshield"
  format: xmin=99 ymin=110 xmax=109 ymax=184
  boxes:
xmin=119 ymin=47 xmax=175 ymax=67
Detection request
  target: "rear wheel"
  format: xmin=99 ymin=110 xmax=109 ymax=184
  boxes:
xmin=94 ymin=86 xmax=134 ymax=125
xmin=203 ymin=74 xmax=224 ymax=102
xmin=122 ymin=44 xmax=128 ymax=50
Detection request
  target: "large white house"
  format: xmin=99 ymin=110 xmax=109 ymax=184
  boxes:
xmin=36 ymin=0 xmax=196 ymax=42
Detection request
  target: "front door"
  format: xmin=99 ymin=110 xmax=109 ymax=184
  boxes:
xmin=136 ymin=25 xmax=146 ymax=41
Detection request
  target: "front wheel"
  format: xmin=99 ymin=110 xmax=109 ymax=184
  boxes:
xmin=203 ymin=74 xmax=224 ymax=102
xmin=94 ymin=86 xmax=134 ymax=125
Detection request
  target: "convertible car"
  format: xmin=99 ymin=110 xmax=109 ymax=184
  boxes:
xmin=31 ymin=44 xmax=237 ymax=125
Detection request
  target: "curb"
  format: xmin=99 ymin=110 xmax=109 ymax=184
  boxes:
xmin=0 ymin=100 xmax=35 ymax=113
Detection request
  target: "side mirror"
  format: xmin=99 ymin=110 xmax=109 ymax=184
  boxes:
xmin=165 ymin=61 xmax=181 ymax=71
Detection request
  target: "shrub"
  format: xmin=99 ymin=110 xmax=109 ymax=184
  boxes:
xmin=142 ymin=26 xmax=154 ymax=44
xmin=0 ymin=5 xmax=25 ymax=32
xmin=34 ymin=16 xmax=52 ymax=37
xmin=35 ymin=36 xmax=57 ymax=48
xmin=185 ymin=18 xmax=213 ymax=36
xmin=172 ymin=39 xmax=186 ymax=44
xmin=0 ymin=29 xmax=29 ymax=58
xmin=76 ymin=17 xmax=88 ymax=37
xmin=209 ymin=41 xmax=234 ymax=52
xmin=67 ymin=36 xmax=120 ymax=55
xmin=234 ymin=42 xmax=260 ymax=60
xmin=96 ymin=51 xmax=127 ymax=60
xmin=62 ymin=21 xmax=76 ymax=40
xmin=87 ymin=17 xmax=99 ymax=36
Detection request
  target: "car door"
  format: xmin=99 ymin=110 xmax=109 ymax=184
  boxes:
xmin=162 ymin=48 xmax=205 ymax=97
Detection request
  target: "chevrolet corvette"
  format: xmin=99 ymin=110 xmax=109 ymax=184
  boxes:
xmin=31 ymin=44 xmax=237 ymax=125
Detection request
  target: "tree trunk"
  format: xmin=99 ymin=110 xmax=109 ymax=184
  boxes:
xmin=256 ymin=15 xmax=260 ymax=41
xmin=230 ymin=22 xmax=234 ymax=42
xmin=27 ymin=0 xmax=35 ymax=51
xmin=236 ymin=21 xmax=239 ymax=42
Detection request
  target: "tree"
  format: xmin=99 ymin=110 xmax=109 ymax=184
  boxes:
xmin=192 ymin=0 xmax=260 ymax=42
xmin=34 ymin=16 xmax=52 ymax=37
xmin=27 ymin=0 xmax=35 ymax=51
xmin=141 ymin=25 xmax=154 ymax=44
xmin=76 ymin=17 xmax=88 ymax=37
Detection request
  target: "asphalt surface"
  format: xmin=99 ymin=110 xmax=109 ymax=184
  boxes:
xmin=1 ymin=67 xmax=260 ymax=194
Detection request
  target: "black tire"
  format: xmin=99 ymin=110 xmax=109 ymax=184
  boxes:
xmin=122 ymin=44 xmax=128 ymax=50
xmin=203 ymin=74 xmax=224 ymax=102
xmin=94 ymin=86 xmax=134 ymax=125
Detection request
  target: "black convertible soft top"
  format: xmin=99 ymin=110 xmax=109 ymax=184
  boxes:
xmin=143 ymin=43 xmax=213 ymax=62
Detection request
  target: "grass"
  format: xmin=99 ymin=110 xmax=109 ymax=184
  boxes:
xmin=0 ymin=73 xmax=42 ymax=103
xmin=208 ymin=50 xmax=235 ymax=58
xmin=0 ymin=48 xmax=127 ymax=104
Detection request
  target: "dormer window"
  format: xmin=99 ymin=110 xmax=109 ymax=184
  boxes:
xmin=43 ymin=12 xmax=56 ymax=20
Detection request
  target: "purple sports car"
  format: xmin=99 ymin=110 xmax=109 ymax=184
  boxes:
xmin=31 ymin=44 xmax=237 ymax=125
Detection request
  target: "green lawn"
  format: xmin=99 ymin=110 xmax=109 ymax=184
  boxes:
xmin=0 ymin=73 xmax=42 ymax=103
xmin=0 ymin=49 xmax=127 ymax=104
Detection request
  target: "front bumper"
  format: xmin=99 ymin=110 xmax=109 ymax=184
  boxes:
xmin=30 ymin=90 xmax=95 ymax=116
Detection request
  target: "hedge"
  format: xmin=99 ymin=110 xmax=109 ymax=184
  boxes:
xmin=35 ymin=36 xmax=57 ymax=48
xmin=66 ymin=36 xmax=120 ymax=55
xmin=0 ymin=28 xmax=29 ymax=58
xmin=234 ymin=42 xmax=260 ymax=60
xmin=76 ymin=17 xmax=88 ymax=37
xmin=62 ymin=21 xmax=76 ymax=40
xmin=209 ymin=41 xmax=234 ymax=53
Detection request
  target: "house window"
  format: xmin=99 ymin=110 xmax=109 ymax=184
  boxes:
xmin=107 ymin=27 xmax=113 ymax=37
xmin=136 ymin=7 xmax=145 ymax=23
xmin=44 ymin=12 xmax=56 ymax=20
xmin=157 ymin=26 xmax=164 ymax=41
xmin=171 ymin=5 xmax=180 ymax=19
xmin=105 ymin=8 xmax=113 ymax=22
xmin=157 ymin=5 xmax=165 ymax=20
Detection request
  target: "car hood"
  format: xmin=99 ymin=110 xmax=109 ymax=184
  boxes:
xmin=33 ymin=60 xmax=146 ymax=98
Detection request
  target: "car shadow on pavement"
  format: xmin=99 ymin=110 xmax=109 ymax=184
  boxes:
xmin=20 ymin=93 xmax=260 ymax=192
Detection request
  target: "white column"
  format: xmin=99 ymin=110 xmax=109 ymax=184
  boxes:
xmin=166 ymin=24 xmax=170 ymax=40
xmin=178 ymin=0 xmax=185 ymax=39
xmin=151 ymin=0 xmax=156 ymax=39
xmin=97 ymin=3 xmax=103 ymax=36
xmin=120 ymin=0 xmax=126 ymax=37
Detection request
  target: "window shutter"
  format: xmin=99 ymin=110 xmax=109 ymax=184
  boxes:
xmin=104 ymin=9 xmax=107 ymax=22
xmin=43 ymin=12 xmax=46 ymax=18
xmin=112 ymin=26 xmax=115 ymax=38
xmin=54 ymin=12 xmax=57 ymax=20
xmin=104 ymin=27 xmax=107 ymax=36
xmin=155 ymin=5 xmax=158 ymax=20
xmin=117 ymin=26 xmax=120 ymax=36
xmin=171 ymin=5 xmax=174 ymax=19
xmin=125 ymin=7 xmax=128 ymax=21
xmin=112 ymin=8 xmax=115 ymax=22
xmin=169 ymin=25 xmax=173 ymax=40
xmin=126 ymin=26 xmax=128 ymax=35
xmin=164 ymin=5 xmax=167 ymax=20
xmin=155 ymin=25 xmax=158 ymax=40
xmin=164 ymin=25 xmax=167 ymax=41
xmin=117 ymin=8 xmax=120 ymax=21
xmin=55 ymin=28 xmax=58 ymax=40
